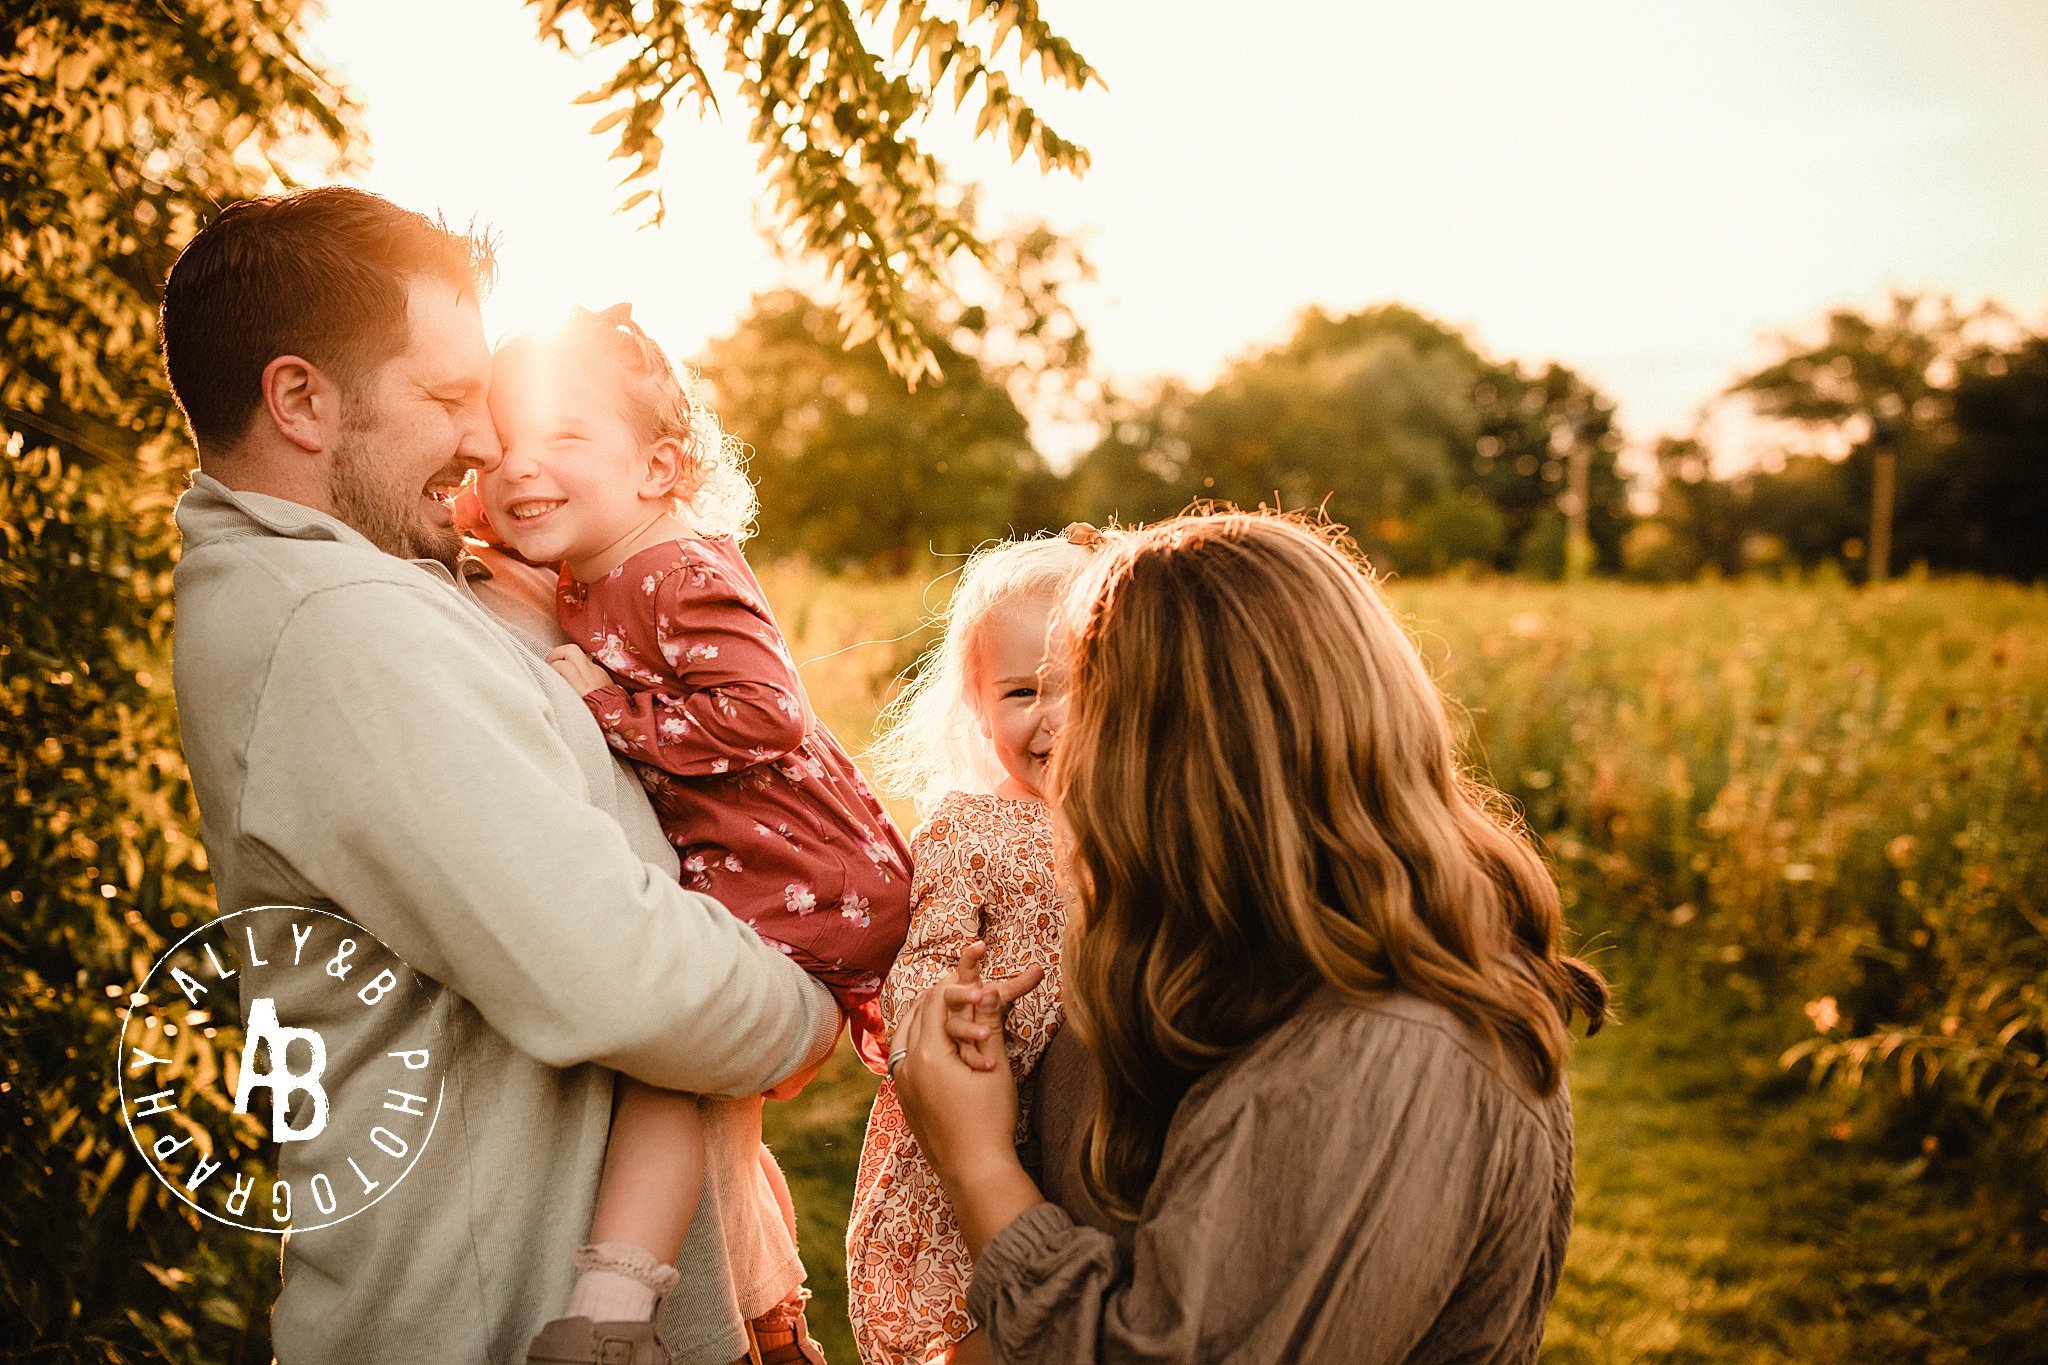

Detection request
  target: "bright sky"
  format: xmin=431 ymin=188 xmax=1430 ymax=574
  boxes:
xmin=305 ymin=0 xmax=2048 ymax=465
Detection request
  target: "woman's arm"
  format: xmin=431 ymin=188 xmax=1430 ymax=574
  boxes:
xmin=893 ymin=966 xmax=1047 ymax=1250
xmin=905 ymin=999 xmax=1537 ymax=1363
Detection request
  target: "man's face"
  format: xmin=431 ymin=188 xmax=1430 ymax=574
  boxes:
xmin=327 ymin=276 xmax=498 ymax=567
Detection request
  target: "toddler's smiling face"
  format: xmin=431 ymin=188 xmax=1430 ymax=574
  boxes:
xmin=480 ymin=347 xmax=672 ymax=579
xmin=974 ymin=594 xmax=1066 ymax=802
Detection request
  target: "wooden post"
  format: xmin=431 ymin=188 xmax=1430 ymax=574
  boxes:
xmin=1868 ymin=418 xmax=1897 ymax=586
xmin=1565 ymin=436 xmax=1593 ymax=581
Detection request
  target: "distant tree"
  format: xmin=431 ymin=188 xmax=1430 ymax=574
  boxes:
xmin=1626 ymin=436 xmax=1746 ymax=579
xmin=1469 ymin=360 xmax=1630 ymax=576
xmin=1065 ymin=305 xmax=1631 ymax=574
xmin=698 ymin=290 xmax=1046 ymax=571
xmin=1729 ymin=293 xmax=1982 ymax=583
xmin=1058 ymin=378 xmax=1195 ymax=527
xmin=536 ymin=0 xmax=1100 ymax=384
xmin=1938 ymin=338 xmax=2048 ymax=582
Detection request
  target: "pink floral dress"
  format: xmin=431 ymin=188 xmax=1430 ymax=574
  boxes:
xmin=558 ymin=536 xmax=912 ymax=1069
xmin=845 ymin=793 xmax=1068 ymax=1364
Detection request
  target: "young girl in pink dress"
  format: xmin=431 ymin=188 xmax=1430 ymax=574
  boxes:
xmin=477 ymin=304 xmax=912 ymax=1365
xmin=845 ymin=528 xmax=1103 ymax=1365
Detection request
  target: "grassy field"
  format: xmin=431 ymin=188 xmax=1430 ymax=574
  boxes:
xmin=755 ymin=566 xmax=2048 ymax=1364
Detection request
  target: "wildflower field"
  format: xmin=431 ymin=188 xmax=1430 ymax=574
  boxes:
xmin=758 ymin=568 xmax=2048 ymax=1364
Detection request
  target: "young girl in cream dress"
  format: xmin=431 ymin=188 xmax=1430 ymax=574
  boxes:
xmin=845 ymin=528 xmax=1102 ymax=1365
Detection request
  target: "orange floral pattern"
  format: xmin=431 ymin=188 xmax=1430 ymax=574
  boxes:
xmin=846 ymin=793 xmax=1068 ymax=1364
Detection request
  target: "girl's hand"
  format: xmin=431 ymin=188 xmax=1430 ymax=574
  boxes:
xmin=895 ymin=969 xmax=1024 ymax=1184
xmin=546 ymin=644 xmax=613 ymax=697
xmin=452 ymin=484 xmax=502 ymax=545
xmin=940 ymin=942 xmax=1045 ymax=1072
xmin=895 ymin=948 xmax=1050 ymax=1257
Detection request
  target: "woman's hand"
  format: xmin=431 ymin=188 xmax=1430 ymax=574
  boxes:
xmin=894 ymin=945 xmax=1048 ymax=1257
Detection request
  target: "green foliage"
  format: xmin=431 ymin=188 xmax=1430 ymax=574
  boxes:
xmin=699 ymin=289 xmax=1053 ymax=570
xmin=0 ymin=0 xmax=357 ymax=469
xmin=3 ymin=4 xmax=357 ymax=1357
xmin=532 ymin=0 xmax=1101 ymax=385
xmin=1403 ymin=577 xmax=2048 ymax=1208
xmin=1063 ymin=305 xmax=1633 ymax=574
xmin=0 ymin=439 xmax=277 ymax=1361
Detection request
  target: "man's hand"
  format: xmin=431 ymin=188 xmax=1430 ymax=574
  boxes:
xmin=546 ymin=644 xmax=614 ymax=697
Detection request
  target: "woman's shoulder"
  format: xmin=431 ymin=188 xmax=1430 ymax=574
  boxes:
xmin=1212 ymin=990 xmax=1564 ymax=1132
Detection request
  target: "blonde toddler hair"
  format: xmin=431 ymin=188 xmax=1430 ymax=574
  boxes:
xmin=869 ymin=527 xmax=1104 ymax=816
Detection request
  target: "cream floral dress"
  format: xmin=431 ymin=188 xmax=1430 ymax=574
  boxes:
xmin=845 ymin=792 xmax=1068 ymax=1365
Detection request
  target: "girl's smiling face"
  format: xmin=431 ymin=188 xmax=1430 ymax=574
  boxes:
xmin=479 ymin=346 xmax=676 ymax=579
xmin=974 ymin=594 xmax=1066 ymax=801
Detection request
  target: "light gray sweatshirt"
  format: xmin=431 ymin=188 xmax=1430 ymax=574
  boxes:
xmin=170 ymin=471 xmax=839 ymax=1365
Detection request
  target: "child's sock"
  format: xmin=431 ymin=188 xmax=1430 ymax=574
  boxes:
xmin=565 ymin=1241 xmax=679 ymax=1323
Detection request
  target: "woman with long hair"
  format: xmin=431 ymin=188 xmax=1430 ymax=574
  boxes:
xmin=891 ymin=510 xmax=1609 ymax=1363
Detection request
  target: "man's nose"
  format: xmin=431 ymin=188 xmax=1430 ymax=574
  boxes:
xmin=455 ymin=407 xmax=503 ymax=473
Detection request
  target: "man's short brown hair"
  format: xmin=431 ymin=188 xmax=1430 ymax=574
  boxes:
xmin=159 ymin=186 xmax=494 ymax=452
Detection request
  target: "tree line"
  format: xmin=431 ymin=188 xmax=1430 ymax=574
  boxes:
xmin=707 ymin=280 xmax=2046 ymax=584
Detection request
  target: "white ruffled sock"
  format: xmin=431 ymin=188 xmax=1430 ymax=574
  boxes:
xmin=564 ymin=1241 xmax=680 ymax=1323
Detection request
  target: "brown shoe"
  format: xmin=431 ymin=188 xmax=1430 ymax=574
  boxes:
xmin=525 ymin=1315 xmax=673 ymax=1365
xmin=746 ymin=1310 xmax=827 ymax=1365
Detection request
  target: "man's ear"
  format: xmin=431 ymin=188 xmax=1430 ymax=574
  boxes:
xmin=260 ymin=354 xmax=338 ymax=454
xmin=641 ymin=436 xmax=689 ymax=503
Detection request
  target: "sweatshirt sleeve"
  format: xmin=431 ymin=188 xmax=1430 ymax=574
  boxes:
xmin=965 ymin=1015 xmax=1534 ymax=1363
xmin=579 ymin=565 xmax=808 ymax=777
xmin=238 ymin=579 xmax=833 ymax=1098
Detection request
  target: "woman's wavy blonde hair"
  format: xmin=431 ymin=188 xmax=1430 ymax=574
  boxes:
xmin=494 ymin=303 xmax=757 ymax=540
xmin=1053 ymin=510 xmax=1609 ymax=1219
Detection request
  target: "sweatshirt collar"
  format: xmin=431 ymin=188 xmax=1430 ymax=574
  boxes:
xmin=174 ymin=468 xmax=493 ymax=582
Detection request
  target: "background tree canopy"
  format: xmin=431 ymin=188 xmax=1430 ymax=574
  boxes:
xmin=1627 ymin=293 xmax=2047 ymax=584
xmin=4 ymin=5 xmax=356 ymax=1360
xmin=534 ymin=0 xmax=1100 ymax=385
xmin=1062 ymin=304 xmax=1632 ymax=576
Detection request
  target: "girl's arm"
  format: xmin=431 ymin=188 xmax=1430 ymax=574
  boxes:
xmin=881 ymin=823 xmax=985 ymax=1038
xmin=578 ymin=566 xmax=808 ymax=777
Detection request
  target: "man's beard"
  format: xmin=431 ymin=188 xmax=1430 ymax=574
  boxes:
xmin=328 ymin=413 xmax=463 ymax=570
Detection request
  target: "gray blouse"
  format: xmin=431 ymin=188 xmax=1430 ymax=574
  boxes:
xmin=973 ymin=989 xmax=1576 ymax=1363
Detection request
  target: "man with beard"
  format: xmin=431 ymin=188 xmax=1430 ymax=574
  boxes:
xmin=162 ymin=187 xmax=839 ymax=1365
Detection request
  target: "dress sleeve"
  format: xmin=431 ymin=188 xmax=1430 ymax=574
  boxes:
xmin=581 ymin=563 xmax=807 ymax=777
xmin=880 ymin=817 xmax=985 ymax=1037
xmin=965 ymin=1018 xmax=1534 ymax=1363
xmin=238 ymin=581 xmax=833 ymax=1098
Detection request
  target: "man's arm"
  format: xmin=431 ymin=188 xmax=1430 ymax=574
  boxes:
xmin=238 ymin=578 xmax=835 ymax=1097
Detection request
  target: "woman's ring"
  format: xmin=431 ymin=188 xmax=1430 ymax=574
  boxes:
xmin=886 ymin=1047 xmax=909 ymax=1079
